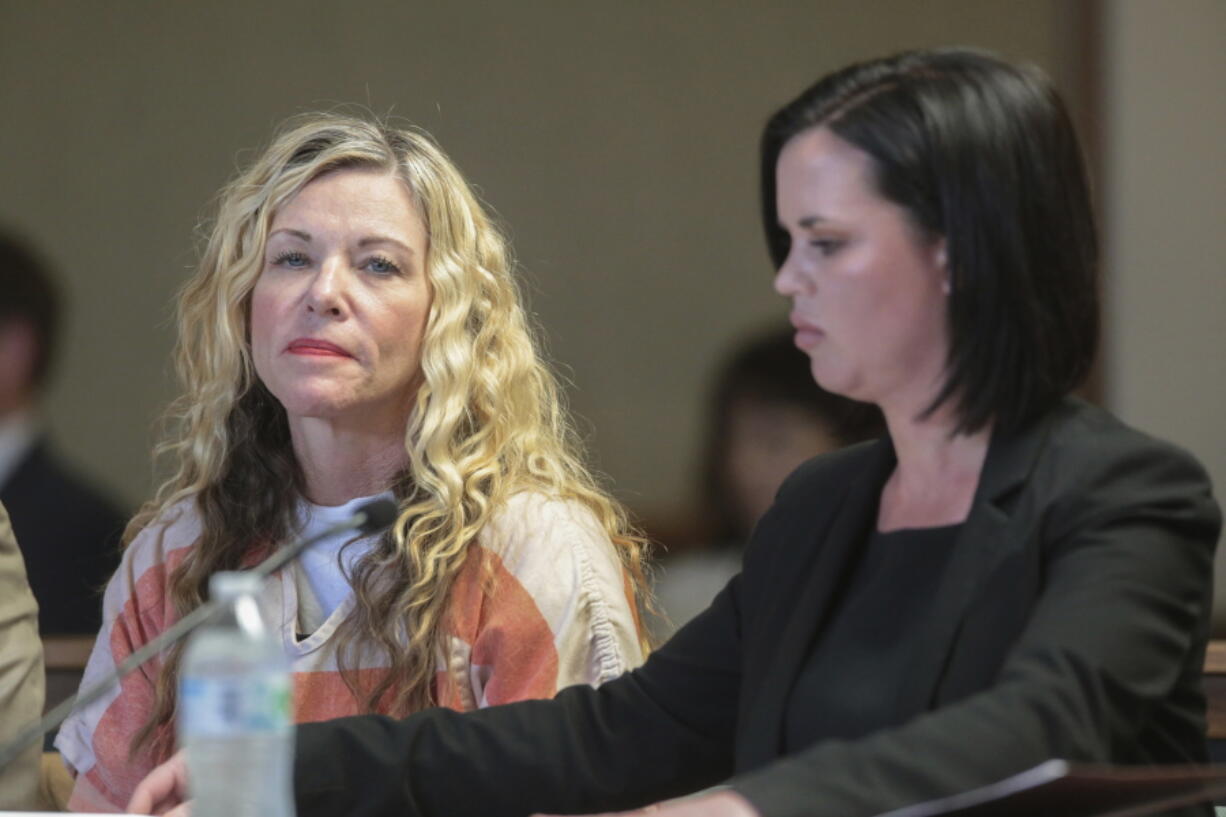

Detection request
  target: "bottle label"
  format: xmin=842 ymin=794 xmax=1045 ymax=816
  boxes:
xmin=179 ymin=672 xmax=292 ymax=737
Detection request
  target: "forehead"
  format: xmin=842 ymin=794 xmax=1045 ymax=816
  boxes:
xmin=271 ymin=167 xmax=426 ymax=241
xmin=775 ymin=127 xmax=879 ymax=221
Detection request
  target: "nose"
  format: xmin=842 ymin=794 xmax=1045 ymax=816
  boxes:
xmin=773 ymin=249 xmax=806 ymax=298
xmin=305 ymin=256 xmax=348 ymax=318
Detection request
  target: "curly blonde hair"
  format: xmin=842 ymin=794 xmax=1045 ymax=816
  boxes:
xmin=129 ymin=113 xmax=650 ymax=757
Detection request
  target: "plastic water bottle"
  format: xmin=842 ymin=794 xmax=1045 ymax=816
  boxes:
xmin=178 ymin=571 xmax=295 ymax=817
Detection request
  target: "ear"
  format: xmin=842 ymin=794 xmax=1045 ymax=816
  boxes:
xmin=933 ymin=239 xmax=950 ymax=295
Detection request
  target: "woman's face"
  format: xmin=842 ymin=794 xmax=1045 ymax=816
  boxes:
xmin=250 ymin=167 xmax=431 ymax=433
xmin=774 ymin=127 xmax=949 ymax=412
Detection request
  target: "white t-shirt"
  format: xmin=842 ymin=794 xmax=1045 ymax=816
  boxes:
xmin=291 ymin=491 xmax=392 ymax=635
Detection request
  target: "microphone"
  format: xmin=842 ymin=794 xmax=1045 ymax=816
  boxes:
xmin=250 ymin=496 xmax=398 ymax=579
xmin=0 ymin=497 xmax=398 ymax=770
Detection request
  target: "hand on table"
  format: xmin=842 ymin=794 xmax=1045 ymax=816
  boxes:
xmin=127 ymin=749 xmax=192 ymax=816
xmin=534 ymin=789 xmax=759 ymax=817
xmin=128 ymin=753 xmax=758 ymax=817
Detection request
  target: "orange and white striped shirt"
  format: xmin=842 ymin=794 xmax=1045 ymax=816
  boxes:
xmin=56 ymin=492 xmax=643 ymax=812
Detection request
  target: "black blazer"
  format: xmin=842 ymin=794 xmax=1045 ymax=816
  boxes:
xmin=0 ymin=439 xmax=125 ymax=634
xmin=294 ymin=399 xmax=1221 ymax=817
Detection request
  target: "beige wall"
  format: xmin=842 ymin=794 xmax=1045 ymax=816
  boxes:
xmin=1102 ymin=0 xmax=1226 ymax=627
xmin=0 ymin=1 xmax=1069 ymax=522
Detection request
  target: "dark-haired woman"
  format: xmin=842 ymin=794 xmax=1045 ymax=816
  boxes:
xmin=131 ymin=48 xmax=1221 ymax=817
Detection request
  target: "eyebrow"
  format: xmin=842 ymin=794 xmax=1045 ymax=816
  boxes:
xmin=267 ymin=229 xmax=415 ymax=256
xmin=269 ymin=228 xmax=312 ymax=243
xmin=797 ymin=216 xmax=830 ymax=229
xmin=356 ymin=236 xmax=415 ymax=256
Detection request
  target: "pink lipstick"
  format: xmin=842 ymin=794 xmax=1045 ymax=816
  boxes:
xmin=286 ymin=338 xmax=352 ymax=358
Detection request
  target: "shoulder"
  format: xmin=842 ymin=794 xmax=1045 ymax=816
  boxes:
xmin=0 ymin=500 xmax=38 ymax=620
xmin=477 ymin=491 xmax=642 ymax=671
xmin=744 ymin=438 xmax=886 ymax=548
xmin=772 ymin=437 xmax=887 ymax=511
xmin=5 ymin=442 xmax=124 ymax=515
xmin=480 ymin=491 xmax=613 ymax=572
xmin=0 ymin=501 xmax=17 ymax=558
xmin=1 ymin=444 xmax=127 ymax=548
xmin=970 ymin=399 xmax=1222 ymax=592
xmin=1038 ymin=398 xmax=1207 ymax=474
xmin=1025 ymin=399 xmax=1217 ymax=530
xmin=0 ymin=499 xmax=37 ymax=620
xmin=478 ymin=492 xmax=627 ymax=612
xmin=105 ymin=499 xmax=202 ymax=610
xmin=121 ymin=499 xmax=201 ymax=573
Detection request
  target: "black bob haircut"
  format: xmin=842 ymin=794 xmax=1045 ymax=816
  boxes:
xmin=0 ymin=230 xmax=61 ymax=389
xmin=761 ymin=48 xmax=1099 ymax=435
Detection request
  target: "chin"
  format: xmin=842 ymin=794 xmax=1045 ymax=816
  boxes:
xmin=272 ymin=388 xmax=355 ymax=421
xmin=809 ymin=362 xmax=857 ymax=400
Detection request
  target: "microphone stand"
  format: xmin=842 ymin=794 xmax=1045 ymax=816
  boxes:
xmin=0 ymin=497 xmax=397 ymax=770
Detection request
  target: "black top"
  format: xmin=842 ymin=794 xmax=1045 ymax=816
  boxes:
xmin=784 ymin=523 xmax=961 ymax=750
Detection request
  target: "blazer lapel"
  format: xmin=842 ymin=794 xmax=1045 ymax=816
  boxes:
xmin=890 ymin=411 xmax=1056 ymax=720
xmin=737 ymin=439 xmax=895 ymax=770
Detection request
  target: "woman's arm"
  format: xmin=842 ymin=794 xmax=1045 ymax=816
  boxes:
xmin=442 ymin=494 xmax=643 ymax=709
xmin=536 ymin=790 xmax=760 ymax=817
xmin=56 ymin=507 xmax=196 ymax=812
xmin=292 ymin=561 xmax=745 ymax=817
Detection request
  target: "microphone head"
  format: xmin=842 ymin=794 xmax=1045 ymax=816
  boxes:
xmin=356 ymin=498 xmax=399 ymax=534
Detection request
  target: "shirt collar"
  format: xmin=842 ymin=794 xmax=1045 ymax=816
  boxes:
xmin=0 ymin=408 xmax=40 ymax=488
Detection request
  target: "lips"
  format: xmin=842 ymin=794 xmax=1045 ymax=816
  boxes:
xmin=789 ymin=313 xmax=825 ymax=349
xmin=285 ymin=338 xmax=353 ymax=358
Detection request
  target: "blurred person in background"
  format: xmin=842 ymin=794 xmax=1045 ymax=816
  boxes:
xmin=0 ymin=231 xmax=126 ymax=636
xmin=56 ymin=114 xmax=650 ymax=812
xmin=653 ymin=327 xmax=882 ymax=637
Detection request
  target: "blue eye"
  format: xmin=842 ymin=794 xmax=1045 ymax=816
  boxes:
xmin=364 ymin=255 xmax=401 ymax=275
xmin=272 ymin=250 xmax=309 ymax=268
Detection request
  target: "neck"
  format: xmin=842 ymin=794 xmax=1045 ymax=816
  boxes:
xmin=289 ymin=416 xmax=409 ymax=506
xmin=876 ymin=394 xmax=991 ymax=531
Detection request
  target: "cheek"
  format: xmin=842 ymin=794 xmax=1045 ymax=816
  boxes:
xmin=822 ymin=275 xmax=884 ymax=344
xmin=373 ymin=298 xmax=429 ymax=374
xmin=828 ymin=251 xmax=911 ymax=335
xmin=248 ymin=284 xmax=280 ymax=363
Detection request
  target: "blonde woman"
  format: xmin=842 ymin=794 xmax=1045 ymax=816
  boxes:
xmin=55 ymin=114 xmax=650 ymax=812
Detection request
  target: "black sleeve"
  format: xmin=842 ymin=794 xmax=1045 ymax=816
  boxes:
xmin=293 ymin=572 xmax=744 ymax=817
xmin=731 ymin=435 xmax=1221 ymax=817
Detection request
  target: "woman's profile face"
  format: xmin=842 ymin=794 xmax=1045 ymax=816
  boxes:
xmin=773 ymin=127 xmax=949 ymax=411
xmin=250 ymin=167 xmax=431 ymax=434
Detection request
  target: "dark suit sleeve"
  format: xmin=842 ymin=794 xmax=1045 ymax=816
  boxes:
xmin=294 ymin=573 xmax=743 ymax=817
xmin=731 ymin=434 xmax=1221 ymax=817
